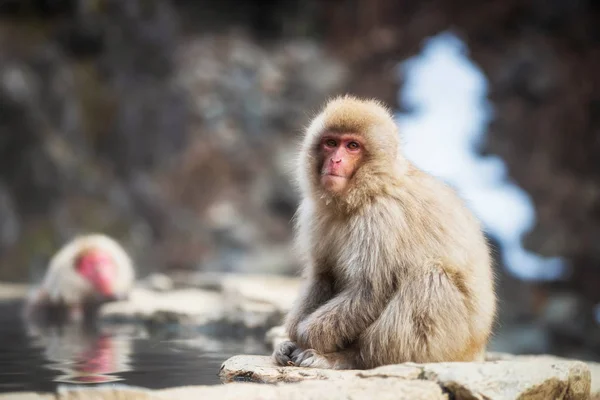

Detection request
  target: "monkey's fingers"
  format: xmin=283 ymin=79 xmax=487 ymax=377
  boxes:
xmin=290 ymin=346 xmax=304 ymax=359
xmin=287 ymin=346 xmax=305 ymax=366
xmin=294 ymin=349 xmax=315 ymax=366
xmin=273 ymin=350 xmax=291 ymax=366
xmin=272 ymin=341 xmax=298 ymax=366
xmin=296 ymin=349 xmax=336 ymax=369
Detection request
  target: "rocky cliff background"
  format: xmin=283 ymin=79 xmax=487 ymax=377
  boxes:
xmin=0 ymin=0 xmax=598 ymax=361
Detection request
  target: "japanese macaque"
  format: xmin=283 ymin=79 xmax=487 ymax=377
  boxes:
xmin=24 ymin=234 xmax=135 ymax=322
xmin=273 ymin=95 xmax=496 ymax=370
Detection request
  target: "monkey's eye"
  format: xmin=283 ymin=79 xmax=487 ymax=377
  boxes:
xmin=324 ymin=139 xmax=337 ymax=147
xmin=347 ymin=141 xmax=360 ymax=150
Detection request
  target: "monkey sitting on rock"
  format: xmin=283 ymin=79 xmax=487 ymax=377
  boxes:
xmin=273 ymin=95 xmax=496 ymax=370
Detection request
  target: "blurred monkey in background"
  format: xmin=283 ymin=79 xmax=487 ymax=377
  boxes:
xmin=25 ymin=234 xmax=135 ymax=323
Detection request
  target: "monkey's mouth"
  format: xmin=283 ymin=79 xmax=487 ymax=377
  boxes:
xmin=322 ymin=172 xmax=348 ymax=179
xmin=321 ymin=174 xmax=349 ymax=193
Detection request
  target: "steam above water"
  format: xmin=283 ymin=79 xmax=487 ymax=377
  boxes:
xmin=396 ymin=32 xmax=565 ymax=281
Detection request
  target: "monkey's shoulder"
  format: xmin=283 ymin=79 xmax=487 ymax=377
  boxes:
xmin=391 ymin=169 xmax=481 ymax=225
xmin=400 ymin=167 xmax=463 ymax=202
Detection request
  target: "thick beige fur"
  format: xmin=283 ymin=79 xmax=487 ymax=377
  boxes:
xmin=274 ymin=95 xmax=496 ymax=369
xmin=26 ymin=234 xmax=135 ymax=308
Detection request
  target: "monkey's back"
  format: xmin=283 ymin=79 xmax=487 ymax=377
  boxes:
xmin=387 ymin=165 xmax=496 ymax=361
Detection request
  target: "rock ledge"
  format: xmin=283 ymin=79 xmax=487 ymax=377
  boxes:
xmin=219 ymin=354 xmax=592 ymax=400
xmin=99 ymin=273 xmax=302 ymax=331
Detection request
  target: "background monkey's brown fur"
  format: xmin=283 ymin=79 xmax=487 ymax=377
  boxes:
xmin=273 ymin=95 xmax=496 ymax=369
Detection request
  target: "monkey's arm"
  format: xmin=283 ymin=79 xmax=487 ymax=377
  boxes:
xmin=285 ymin=272 xmax=334 ymax=341
xmin=296 ymin=277 xmax=391 ymax=354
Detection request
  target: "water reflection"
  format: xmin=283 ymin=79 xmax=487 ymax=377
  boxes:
xmin=0 ymin=300 xmax=270 ymax=392
xmin=25 ymin=320 xmax=136 ymax=385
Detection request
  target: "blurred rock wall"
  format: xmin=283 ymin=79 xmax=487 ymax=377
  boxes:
xmin=0 ymin=0 xmax=346 ymax=281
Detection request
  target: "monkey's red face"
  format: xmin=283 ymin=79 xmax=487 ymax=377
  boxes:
xmin=75 ymin=249 xmax=117 ymax=298
xmin=319 ymin=133 xmax=364 ymax=193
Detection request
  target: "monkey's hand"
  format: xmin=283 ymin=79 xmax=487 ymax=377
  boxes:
xmin=296 ymin=285 xmax=381 ymax=353
xmin=272 ymin=341 xmax=304 ymax=367
xmin=293 ymin=349 xmax=337 ymax=369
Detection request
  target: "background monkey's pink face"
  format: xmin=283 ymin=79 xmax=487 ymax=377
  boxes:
xmin=75 ymin=249 xmax=117 ymax=298
xmin=319 ymin=133 xmax=364 ymax=193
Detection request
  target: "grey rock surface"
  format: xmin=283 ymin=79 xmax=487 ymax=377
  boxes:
xmin=0 ymin=282 xmax=30 ymax=301
xmin=219 ymin=354 xmax=591 ymax=400
xmin=488 ymin=352 xmax=600 ymax=398
xmin=219 ymin=354 xmax=423 ymax=383
xmin=99 ymin=273 xmax=301 ymax=330
xmin=99 ymin=287 xmax=224 ymax=325
xmin=422 ymin=359 xmax=590 ymax=400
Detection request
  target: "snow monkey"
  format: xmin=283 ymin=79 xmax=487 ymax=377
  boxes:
xmin=25 ymin=234 xmax=135 ymax=322
xmin=273 ymin=95 xmax=496 ymax=369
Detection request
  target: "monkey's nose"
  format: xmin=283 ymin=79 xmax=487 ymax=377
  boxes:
xmin=331 ymin=158 xmax=342 ymax=164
